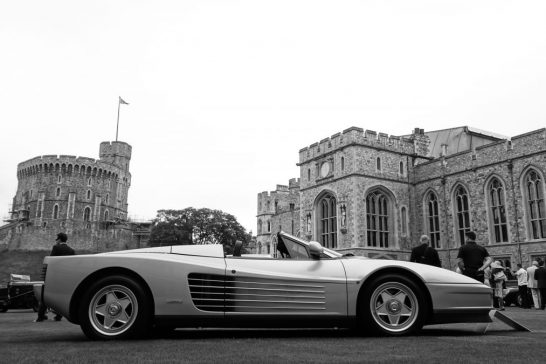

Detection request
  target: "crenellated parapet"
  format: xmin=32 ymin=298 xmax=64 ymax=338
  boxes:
xmin=414 ymin=128 xmax=546 ymax=183
xmin=17 ymin=154 xmax=125 ymax=181
xmin=298 ymin=126 xmax=426 ymax=164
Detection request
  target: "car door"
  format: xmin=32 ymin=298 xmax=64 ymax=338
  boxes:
xmin=224 ymin=235 xmax=347 ymax=326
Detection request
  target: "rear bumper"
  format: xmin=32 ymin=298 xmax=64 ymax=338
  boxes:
xmin=426 ymin=282 xmax=493 ymax=324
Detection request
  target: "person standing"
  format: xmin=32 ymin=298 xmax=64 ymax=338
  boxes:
xmin=35 ymin=232 xmax=75 ymax=322
xmin=527 ymin=261 xmax=541 ymax=309
xmin=410 ymin=235 xmax=441 ymax=267
xmin=491 ymin=261 xmax=507 ymax=310
xmin=456 ymin=231 xmax=492 ymax=283
xmin=534 ymin=260 xmax=546 ymax=310
xmin=515 ymin=263 xmax=530 ymax=308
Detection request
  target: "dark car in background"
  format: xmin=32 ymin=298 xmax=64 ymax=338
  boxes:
xmin=0 ymin=274 xmax=41 ymax=312
xmin=502 ymin=279 xmax=532 ymax=307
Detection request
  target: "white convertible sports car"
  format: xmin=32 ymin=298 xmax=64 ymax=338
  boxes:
xmin=35 ymin=232 xmax=492 ymax=340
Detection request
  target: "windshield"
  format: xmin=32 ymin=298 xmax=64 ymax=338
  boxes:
xmin=277 ymin=232 xmax=342 ymax=259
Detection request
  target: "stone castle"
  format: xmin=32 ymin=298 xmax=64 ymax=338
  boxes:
xmin=0 ymin=141 xmax=150 ymax=252
xmin=257 ymin=126 xmax=546 ymax=270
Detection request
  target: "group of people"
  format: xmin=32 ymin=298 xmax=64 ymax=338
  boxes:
xmin=410 ymin=230 xmax=546 ymax=311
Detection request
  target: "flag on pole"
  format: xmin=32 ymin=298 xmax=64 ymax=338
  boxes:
xmin=119 ymin=96 xmax=129 ymax=105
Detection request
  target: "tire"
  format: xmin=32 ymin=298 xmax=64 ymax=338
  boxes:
xmin=78 ymin=275 xmax=152 ymax=340
xmin=359 ymin=274 xmax=426 ymax=336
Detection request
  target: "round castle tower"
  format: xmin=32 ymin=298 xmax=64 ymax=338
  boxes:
xmin=7 ymin=141 xmax=135 ymax=251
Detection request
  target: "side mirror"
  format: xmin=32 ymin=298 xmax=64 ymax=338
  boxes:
xmin=309 ymin=241 xmax=324 ymax=260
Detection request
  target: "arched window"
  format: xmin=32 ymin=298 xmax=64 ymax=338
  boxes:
xmin=376 ymin=157 xmax=382 ymax=171
xmin=52 ymin=204 xmax=59 ymax=220
xmin=426 ymin=191 xmax=441 ymax=248
xmin=366 ymin=190 xmax=390 ymax=248
xmin=87 ymin=190 xmax=91 ymax=200
xmin=400 ymin=206 xmax=407 ymax=236
xmin=104 ymin=210 xmax=109 ymax=221
xmin=87 ymin=177 xmax=92 ymax=186
xmin=341 ymin=157 xmax=345 ymax=171
xmin=307 ymin=169 xmax=311 ymax=181
xmin=84 ymin=207 xmax=91 ymax=222
xmin=56 ymin=187 xmax=61 ymax=197
xmin=399 ymin=161 xmax=404 ymax=175
xmin=488 ymin=177 xmax=508 ymax=243
xmin=267 ymin=220 xmax=271 ymax=232
xmin=454 ymin=185 xmax=471 ymax=245
xmin=317 ymin=193 xmax=337 ymax=249
xmin=258 ymin=219 xmax=263 ymax=235
xmin=524 ymin=169 xmax=546 ymax=239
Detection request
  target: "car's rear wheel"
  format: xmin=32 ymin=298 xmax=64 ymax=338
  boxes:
xmin=359 ymin=274 xmax=426 ymax=336
xmin=78 ymin=275 xmax=151 ymax=340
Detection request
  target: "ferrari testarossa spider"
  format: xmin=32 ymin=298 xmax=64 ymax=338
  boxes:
xmin=34 ymin=231 xmax=492 ymax=340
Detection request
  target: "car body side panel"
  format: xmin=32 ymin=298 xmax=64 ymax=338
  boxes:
xmin=43 ymin=253 xmax=226 ymax=320
xmin=341 ymin=258 xmax=492 ymax=320
xmin=224 ymin=258 xmax=347 ymax=320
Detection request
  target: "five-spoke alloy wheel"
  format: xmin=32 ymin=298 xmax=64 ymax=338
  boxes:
xmin=360 ymin=274 xmax=426 ymax=336
xmin=79 ymin=275 xmax=151 ymax=340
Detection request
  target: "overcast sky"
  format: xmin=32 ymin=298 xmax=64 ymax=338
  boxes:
xmin=1 ymin=0 xmax=546 ymax=233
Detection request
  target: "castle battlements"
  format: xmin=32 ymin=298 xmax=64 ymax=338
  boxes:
xmin=414 ymin=128 xmax=546 ymax=183
xmin=17 ymin=147 xmax=131 ymax=180
xmin=298 ymin=126 xmax=423 ymax=164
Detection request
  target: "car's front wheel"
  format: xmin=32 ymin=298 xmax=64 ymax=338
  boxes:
xmin=78 ymin=275 xmax=152 ymax=340
xmin=359 ymin=274 xmax=426 ymax=336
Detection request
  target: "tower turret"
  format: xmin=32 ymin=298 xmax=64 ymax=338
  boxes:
xmin=99 ymin=141 xmax=132 ymax=171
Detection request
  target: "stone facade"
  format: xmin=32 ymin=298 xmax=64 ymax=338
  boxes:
xmin=0 ymin=141 xmax=150 ymax=252
xmin=256 ymin=178 xmax=300 ymax=255
xmin=258 ymin=126 xmax=546 ymax=270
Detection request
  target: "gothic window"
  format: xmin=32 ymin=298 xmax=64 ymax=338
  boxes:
xmin=524 ymin=169 xmax=546 ymax=239
xmin=56 ymin=187 xmax=61 ymax=197
xmin=57 ymin=175 xmax=62 ymax=183
xmin=454 ymin=185 xmax=471 ymax=245
xmin=399 ymin=161 xmax=404 ymax=175
xmin=308 ymin=168 xmax=311 ymax=181
xmin=274 ymin=201 xmax=278 ymax=213
xmin=341 ymin=157 xmax=345 ymax=171
xmin=52 ymin=204 xmax=59 ymax=220
xmin=401 ymin=206 xmax=407 ymax=236
xmin=87 ymin=190 xmax=91 ymax=200
xmin=317 ymin=194 xmax=337 ymax=249
xmin=83 ymin=207 xmax=92 ymax=222
xmin=426 ymin=191 xmax=441 ymax=248
xmin=87 ymin=177 xmax=92 ymax=187
xmin=104 ymin=209 xmax=109 ymax=221
xmin=105 ymin=193 xmax=109 ymax=204
xmin=267 ymin=201 xmax=271 ymax=212
xmin=267 ymin=220 xmax=271 ymax=232
xmin=376 ymin=157 xmax=382 ymax=171
xmin=258 ymin=219 xmax=262 ymax=234
xmin=366 ymin=190 xmax=390 ymax=248
xmin=488 ymin=177 xmax=508 ymax=243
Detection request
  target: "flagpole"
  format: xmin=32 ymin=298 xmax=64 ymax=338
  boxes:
xmin=116 ymin=98 xmax=121 ymax=142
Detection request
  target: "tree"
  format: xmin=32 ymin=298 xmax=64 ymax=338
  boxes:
xmin=149 ymin=208 xmax=251 ymax=254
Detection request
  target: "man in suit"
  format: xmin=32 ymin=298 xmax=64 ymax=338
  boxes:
xmin=35 ymin=232 xmax=75 ymax=322
xmin=534 ymin=260 xmax=546 ymax=310
xmin=527 ymin=260 xmax=541 ymax=309
xmin=410 ymin=235 xmax=441 ymax=267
